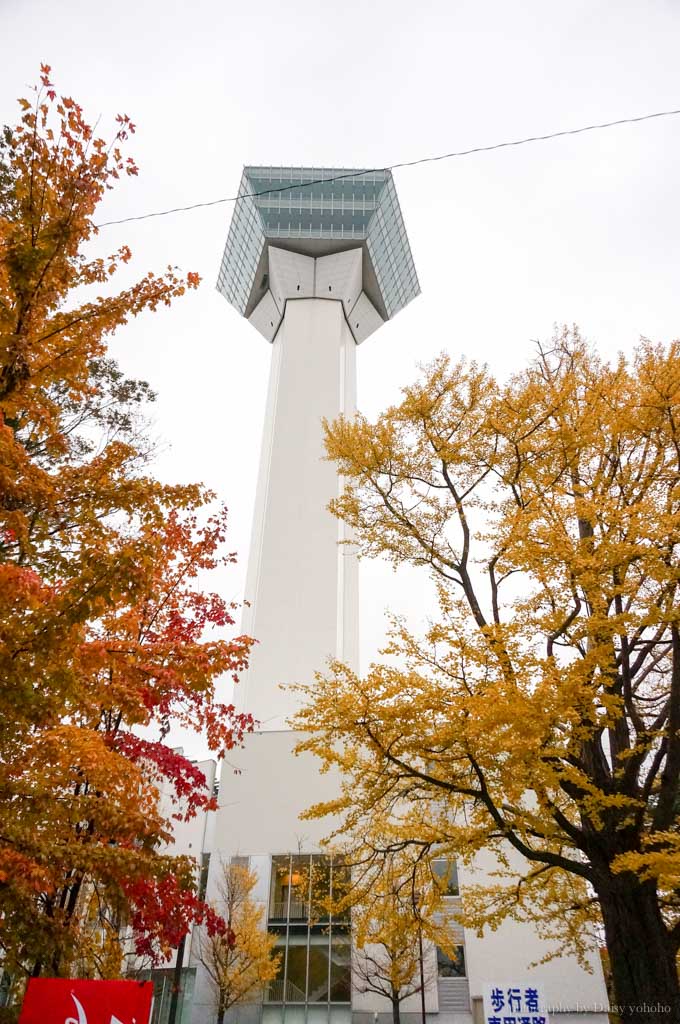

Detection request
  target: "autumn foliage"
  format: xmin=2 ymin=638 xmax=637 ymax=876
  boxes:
xmin=294 ymin=331 xmax=680 ymax=1023
xmin=0 ymin=67 xmax=253 ymax=979
xmin=198 ymin=863 xmax=279 ymax=1024
xmin=350 ymin=855 xmax=457 ymax=1024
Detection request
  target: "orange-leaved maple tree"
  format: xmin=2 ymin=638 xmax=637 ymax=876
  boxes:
xmin=0 ymin=66 xmax=253 ymax=979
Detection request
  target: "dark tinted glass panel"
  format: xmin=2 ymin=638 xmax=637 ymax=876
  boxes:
xmin=329 ymin=936 xmax=351 ymax=1002
xmin=197 ymin=852 xmax=210 ymax=902
xmin=270 ymin=856 xmax=290 ymax=919
xmin=432 ymin=859 xmax=459 ymax=896
xmin=266 ymin=939 xmax=287 ymax=1002
xmin=288 ymin=855 xmax=309 ymax=921
xmin=330 ymin=862 xmax=350 ymax=918
xmin=307 ymin=937 xmax=330 ymax=1002
xmin=437 ymin=945 xmax=465 ymax=978
xmin=310 ymin=855 xmax=331 ymax=922
xmin=286 ymin=934 xmax=308 ymax=1002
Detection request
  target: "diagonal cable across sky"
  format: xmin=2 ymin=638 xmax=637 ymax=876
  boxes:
xmin=97 ymin=106 xmax=680 ymax=228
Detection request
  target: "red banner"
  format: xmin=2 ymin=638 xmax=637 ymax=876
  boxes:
xmin=19 ymin=978 xmax=153 ymax=1024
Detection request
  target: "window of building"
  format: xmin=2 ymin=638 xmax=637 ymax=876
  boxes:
xmin=266 ymin=854 xmax=351 ymax=1014
xmin=328 ymin=928 xmax=351 ymax=1002
xmin=142 ymin=967 xmax=196 ymax=1024
xmin=431 ymin=858 xmax=459 ymax=897
xmin=436 ymin=945 xmax=466 ymax=978
xmin=197 ymin=852 xmax=210 ymax=903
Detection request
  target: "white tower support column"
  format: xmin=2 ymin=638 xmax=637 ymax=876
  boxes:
xmin=239 ymin=249 xmax=361 ymax=729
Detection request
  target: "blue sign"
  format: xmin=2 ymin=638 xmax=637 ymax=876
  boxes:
xmin=482 ymin=983 xmax=549 ymax=1024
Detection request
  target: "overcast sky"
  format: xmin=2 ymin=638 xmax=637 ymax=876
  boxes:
xmin=2 ymin=0 xmax=680 ymax=757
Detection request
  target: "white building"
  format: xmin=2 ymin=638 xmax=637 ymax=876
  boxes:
xmin=159 ymin=168 xmax=609 ymax=1024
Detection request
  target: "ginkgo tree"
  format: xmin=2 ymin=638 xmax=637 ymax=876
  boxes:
xmin=350 ymin=854 xmax=458 ymax=1024
xmin=0 ymin=68 xmax=253 ymax=980
xmin=198 ymin=862 xmax=280 ymax=1024
xmin=293 ymin=330 xmax=680 ymax=1024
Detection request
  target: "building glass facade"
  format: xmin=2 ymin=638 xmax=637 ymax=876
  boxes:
xmin=264 ymin=854 xmax=351 ymax=1024
xmin=217 ymin=166 xmax=420 ymax=322
xmin=143 ymin=967 xmax=196 ymax=1024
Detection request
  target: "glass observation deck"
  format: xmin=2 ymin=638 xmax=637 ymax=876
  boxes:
xmin=217 ymin=166 xmax=420 ymax=324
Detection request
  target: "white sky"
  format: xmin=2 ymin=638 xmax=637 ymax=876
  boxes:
xmin=3 ymin=0 xmax=680 ymax=758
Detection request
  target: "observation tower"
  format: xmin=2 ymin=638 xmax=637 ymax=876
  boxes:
xmin=197 ymin=168 xmax=420 ymax=1024
xmin=217 ymin=166 xmax=419 ymax=730
xmin=179 ymin=166 xmax=609 ymax=1024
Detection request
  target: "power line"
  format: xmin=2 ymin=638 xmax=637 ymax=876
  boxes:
xmin=97 ymin=107 xmax=680 ymax=228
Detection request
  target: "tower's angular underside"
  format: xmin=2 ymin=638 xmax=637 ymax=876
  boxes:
xmin=217 ymin=166 xmax=420 ymax=342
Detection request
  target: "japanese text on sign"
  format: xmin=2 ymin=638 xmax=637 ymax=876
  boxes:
xmin=482 ymin=982 xmax=549 ymax=1024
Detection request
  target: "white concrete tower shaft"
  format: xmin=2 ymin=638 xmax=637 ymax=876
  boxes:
xmin=239 ymin=247 xmax=376 ymax=729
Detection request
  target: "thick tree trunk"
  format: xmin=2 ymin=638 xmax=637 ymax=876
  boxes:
xmin=596 ymin=874 xmax=680 ymax=1023
xmin=391 ymin=996 xmax=401 ymax=1024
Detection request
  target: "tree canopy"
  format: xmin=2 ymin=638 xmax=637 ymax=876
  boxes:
xmin=293 ymin=330 xmax=680 ymax=1023
xmin=198 ymin=862 xmax=280 ymax=1024
xmin=351 ymin=853 xmax=456 ymax=1024
xmin=0 ymin=67 xmax=253 ymax=979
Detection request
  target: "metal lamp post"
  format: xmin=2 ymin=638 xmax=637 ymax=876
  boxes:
xmin=412 ymin=890 xmax=427 ymax=1024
